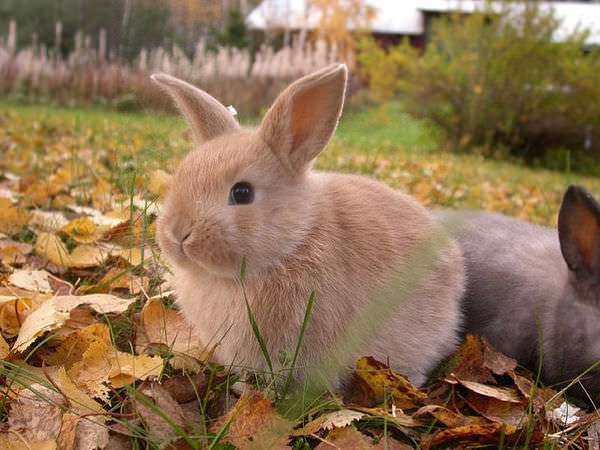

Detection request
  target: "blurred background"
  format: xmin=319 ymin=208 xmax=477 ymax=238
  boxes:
xmin=1 ymin=0 xmax=600 ymax=223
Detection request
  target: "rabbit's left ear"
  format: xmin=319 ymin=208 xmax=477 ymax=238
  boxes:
xmin=559 ymin=185 xmax=600 ymax=279
xmin=151 ymin=73 xmax=239 ymax=146
xmin=259 ymin=64 xmax=347 ymax=173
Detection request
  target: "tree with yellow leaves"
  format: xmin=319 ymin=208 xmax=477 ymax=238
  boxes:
xmin=308 ymin=0 xmax=375 ymax=62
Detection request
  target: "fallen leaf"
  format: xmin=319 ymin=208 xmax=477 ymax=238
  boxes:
xmin=588 ymin=420 xmax=600 ymax=450
xmin=109 ymin=352 xmax=164 ymax=388
xmin=138 ymin=300 xmax=206 ymax=370
xmin=8 ymin=383 xmax=65 ymax=442
xmin=162 ymin=371 xmax=208 ymax=403
xmin=8 ymin=269 xmax=53 ymax=293
xmin=453 ymin=378 xmax=523 ymax=403
xmin=355 ymin=357 xmax=427 ymax=409
xmin=211 ymin=391 xmax=292 ymax=450
xmin=422 ymin=423 xmax=516 ymax=449
xmin=60 ymin=216 xmax=102 ymax=244
xmin=315 ymin=426 xmax=410 ymax=449
xmin=134 ymin=381 xmax=186 ymax=446
xmin=0 ymin=198 xmax=29 ymax=235
xmin=414 ymin=405 xmax=474 ymax=428
xmin=82 ymin=267 xmax=148 ymax=295
xmin=35 ymin=232 xmax=111 ymax=269
xmin=0 ymin=436 xmax=57 ymax=450
xmin=0 ymin=239 xmax=32 ymax=265
xmin=294 ymin=409 xmax=365 ymax=436
xmin=482 ymin=338 xmax=517 ymax=376
xmin=547 ymin=401 xmax=584 ymax=426
xmin=0 ymin=293 xmax=50 ymax=336
xmin=465 ymin=392 xmax=526 ymax=427
xmin=55 ymin=368 xmax=110 ymax=450
xmin=13 ymin=294 xmax=134 ymax=352
xmin=44 ymin=323 xmax=112 ymax=368
xmin=0 ymin=333 xmax=9 ymax=358
xmin=34 ymin=232 xmax=72 ymax=267
xmin=450 ymin=335 xmax=496 ymax=384
xmin=29 ymin=210 xmax=69 ymax=232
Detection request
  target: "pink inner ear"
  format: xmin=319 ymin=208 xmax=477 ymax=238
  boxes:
xmin=569 ymin=205 xmax=600 ymax=272
xmin=291 ymin=82 xmax=331 ymax=155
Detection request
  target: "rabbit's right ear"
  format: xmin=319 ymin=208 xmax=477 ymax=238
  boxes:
xmin=151 ymin=73 xmax=239 ymax=146
xmin=259 ymin=64 xmax=347 ymax=173
xmin=559 ymin=185 xmax=600 ymax=280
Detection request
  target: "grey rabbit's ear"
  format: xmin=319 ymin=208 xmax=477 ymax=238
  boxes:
xmin=151 ymin=73 xmax=239 ymax=146
xmin=558 ymin=185 xmax=600 ymax=279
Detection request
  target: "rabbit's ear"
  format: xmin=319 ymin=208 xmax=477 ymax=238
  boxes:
xmin=151 ymin=73 xmax=239 ymax=145
xmin=259 ymin=64 xmax=347 ymax=173
xmin=559 ymin=185 xmax=600 ymax=279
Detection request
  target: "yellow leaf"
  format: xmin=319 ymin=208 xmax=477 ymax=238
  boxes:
xmin=0 ymin=198 xmax=29 ymax=235
xmin=34 ymin=232 xmax=71 ymax=267
xmin=13 ymin=294 xmax=134 ymax=352
xmin=60 ymin=217 xmax=101 ymax=244
xmin=355 ymin=356 xmax=427 ymax=409
xmin=0 ymin=334 xmax=9 ymax=358
xmin=0 ymin=436 xmax=57 ymax=450
xmin=35 ymin=232 xmax=110 ymax=269
xmin=109 ymin=353 xmax=163 ymax=388
xmin=69 ymin=244 xmax=109 ymax=268
xmin=139 ymin=300 xmax=207 ymax=370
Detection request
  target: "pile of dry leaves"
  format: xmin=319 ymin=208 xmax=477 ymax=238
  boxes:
xmin=0 ymin=111 xmax=599 ymax=449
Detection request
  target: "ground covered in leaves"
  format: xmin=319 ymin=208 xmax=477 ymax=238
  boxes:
xmin=0 ymin=103 xmax=599 ymax=449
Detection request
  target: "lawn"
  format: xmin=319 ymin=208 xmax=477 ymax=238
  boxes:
xmin=3 ymin=101 xmax=599 ymax=226
xmin=0 ymin=101 xmax=598 ymax=449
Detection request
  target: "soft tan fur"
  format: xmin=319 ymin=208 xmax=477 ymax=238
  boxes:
xmin=152 ymin=64 xmax=465 ymax=386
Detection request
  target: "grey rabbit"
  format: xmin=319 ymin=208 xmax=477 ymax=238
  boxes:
xmin=438 ymin=185 xmax=600 ymax=402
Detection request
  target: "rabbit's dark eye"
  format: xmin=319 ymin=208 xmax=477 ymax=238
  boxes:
xmin=229 ymin=182 xmax=254 ymax=205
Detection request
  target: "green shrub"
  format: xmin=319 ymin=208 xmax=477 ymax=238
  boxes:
xmin=357 ymin=3 xmax=600 ymax=166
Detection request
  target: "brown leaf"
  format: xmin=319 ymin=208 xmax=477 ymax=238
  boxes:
xmin=162 ymin=372 xmax=208 ymax=403
xmin=450 ymin=335 xmax=496 ymax=384
xmin=422 ymin=423 xmax=516 ymax=449
xmin=465 ymin=392 xmax=527 ymax=427
xmin=454 ymin=379 xmax=523 ymax=403
xmin=414 ymin=405 xmax=475 ymax=428
xmin=315 ymin=427 xmax=410 ymax=449
xmin=482 ymin=338 xmax=517 ymax=376
xmin=354 ymin=357 xmax=426 ymax=409
xmin=8 ymin=384 xmax=65 ymax=442
xmin=135 ymin=381 xmax=186 ymax=447
xmin=211 ymin=391 xmax=292 ymax=450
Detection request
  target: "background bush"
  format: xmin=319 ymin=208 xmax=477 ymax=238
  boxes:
xmin=357 ymin=3 xmax=600 ymax=173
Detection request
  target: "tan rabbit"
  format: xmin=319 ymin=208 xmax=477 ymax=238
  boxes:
xmin=152 ymin=64 xmax=464 ymax=387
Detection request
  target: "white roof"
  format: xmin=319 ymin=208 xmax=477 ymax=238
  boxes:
xmin=247 ymin=0 xmax=600 ymax=45
xmin=247 ymin=0 xmax=423 ymax=35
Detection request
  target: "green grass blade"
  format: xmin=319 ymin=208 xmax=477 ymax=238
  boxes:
xmin=282 ymin=290 xmax=316 ymax=398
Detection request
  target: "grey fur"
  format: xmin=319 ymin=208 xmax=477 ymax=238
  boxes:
xmin=437 ymin=185 xmax=600 ymax=401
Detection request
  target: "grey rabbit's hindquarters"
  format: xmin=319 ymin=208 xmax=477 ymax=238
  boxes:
xmin=435 ymin=185 xmax=600 ymax=403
